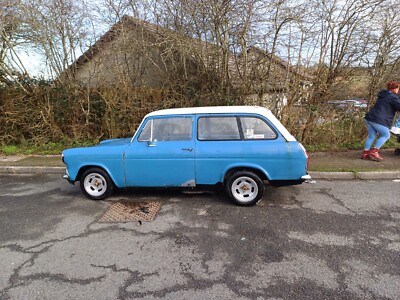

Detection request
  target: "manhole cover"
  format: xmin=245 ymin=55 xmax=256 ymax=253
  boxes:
xmin=98 ymin=201 xmax=161 ymax=223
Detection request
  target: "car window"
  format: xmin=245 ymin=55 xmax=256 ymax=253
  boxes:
xmin=198 ymin=117 xmax=240 ymax=140
xmin=138 ymin=117 xmax=192 ymax=141
xmin=240 ymin=117 xmax=277 ymax=140
xmin=138 ymin=120 xmax=153 ymax=141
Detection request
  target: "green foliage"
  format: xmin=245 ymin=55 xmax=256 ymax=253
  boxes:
xmin=0 ymin=81 xmax=235 ymax=147
xmin=0 ymin=139 xmax=99 ymax=155
xmin=0 ymin=146 xmax=18 ymax=155
xmin=0 ymin=81 xmax=397 ymax=155
xmin=304 ymin=128 xmax=399 ymax=152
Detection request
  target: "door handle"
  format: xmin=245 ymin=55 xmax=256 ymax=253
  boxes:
xmin=182 ymin=148 xmax=193 ymax=151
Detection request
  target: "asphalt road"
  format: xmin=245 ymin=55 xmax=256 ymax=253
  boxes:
xmin=0 ymin=174 xmax=399 ymax=300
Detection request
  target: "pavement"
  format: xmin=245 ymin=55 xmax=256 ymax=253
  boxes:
xmin=0 ymin=149 xmax=400 ymax=180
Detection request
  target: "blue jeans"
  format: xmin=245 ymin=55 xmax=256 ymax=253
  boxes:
xmin=364 ymin=119 xmax=390 ymax=149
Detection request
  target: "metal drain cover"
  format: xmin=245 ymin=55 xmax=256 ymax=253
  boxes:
xmin=98 ymin=201 xmax=161 ymax=223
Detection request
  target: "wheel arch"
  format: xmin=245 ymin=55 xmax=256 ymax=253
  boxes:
xmin=223 ymin=166 xmax=268 ymax=183
xmin=76 ymin=165 xmax=116 ymax=186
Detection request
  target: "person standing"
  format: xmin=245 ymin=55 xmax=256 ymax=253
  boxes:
xmin=361 ymin=81 xmax=400 ymax=161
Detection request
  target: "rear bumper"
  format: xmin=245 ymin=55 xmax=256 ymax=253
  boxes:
xmin=269 ymin=173 xmax=312 ymax=187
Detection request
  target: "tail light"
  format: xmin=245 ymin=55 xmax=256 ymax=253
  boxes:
xmin=299 ymin=143 xmax=310 ymax=170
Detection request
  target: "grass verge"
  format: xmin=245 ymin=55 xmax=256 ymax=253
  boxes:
xmin=0 ymin=139 xmax=99 ymax=155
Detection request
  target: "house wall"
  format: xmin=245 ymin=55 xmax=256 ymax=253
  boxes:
xmin=73 ymin=24 xmax=169 ymax=88
xmin=245 ymin=93 xmax=288 ymax=118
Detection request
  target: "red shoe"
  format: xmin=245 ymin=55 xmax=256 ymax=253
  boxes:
xmin=360 ymin=150 xmax=370 ymax=159
xmin=369 ymin=148 xmax=383 ymax=161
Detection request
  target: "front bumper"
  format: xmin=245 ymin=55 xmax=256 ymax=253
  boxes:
xmin=62 ymin=169 xmax=75 ymax=185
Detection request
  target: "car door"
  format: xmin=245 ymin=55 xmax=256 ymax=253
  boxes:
xmin=123 ymin=116 xmax=196 ymax=187
xmin=194 ymin=114 xmax=291 ymax=184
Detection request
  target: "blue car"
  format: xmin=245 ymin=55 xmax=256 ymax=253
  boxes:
xmin=62 ymin=106 xmax=310 ymax=206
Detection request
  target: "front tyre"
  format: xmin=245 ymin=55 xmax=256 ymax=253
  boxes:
xmin=226 ymin=171 xmax=264 ymax=206
xmin=80 ymin=168 xmax=114 ymax=200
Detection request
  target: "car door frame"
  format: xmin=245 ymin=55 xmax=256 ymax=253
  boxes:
xmin=123 ymin=115 xmax=196 ymax=187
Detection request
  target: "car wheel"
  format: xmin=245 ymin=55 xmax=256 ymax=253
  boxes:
xmin=226 ymin=171 xmax=264 ymax=206
xmin=395 ymin=149 xmax=400 ymax=156
xmin=80 ymin=168 xmax=114 ymax=200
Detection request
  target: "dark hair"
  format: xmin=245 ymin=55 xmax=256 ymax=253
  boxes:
xmin=387 ymin=81 xmax=399 ymax=90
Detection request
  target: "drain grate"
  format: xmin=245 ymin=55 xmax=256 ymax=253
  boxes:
xmin=98 ymin=201 xmax=161 ymax=223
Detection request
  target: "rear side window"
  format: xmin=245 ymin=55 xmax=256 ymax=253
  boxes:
xmin=240 ymin=117 xmax=277 ymax=139
xmin=198 ymin=116 xmax=277 ymax=140
xmin=138 ymin=117 xmax=192 ymax=141
xmin=198 ymin=117 xmax=240 ymax=140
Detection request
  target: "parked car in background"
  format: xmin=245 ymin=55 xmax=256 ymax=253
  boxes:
xmin=328 ymin=99 xmax=368 ymax=110
xmin=62 ymin=106 xmax=311 ymax=206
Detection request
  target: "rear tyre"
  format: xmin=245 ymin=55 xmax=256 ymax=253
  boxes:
xmin=225 ymin=171 xmax=264 ymax=206
xmin=395 ymin=149 xmax=400 ymax=156
xmin=80 ymin=168 xmax=114 ymax=200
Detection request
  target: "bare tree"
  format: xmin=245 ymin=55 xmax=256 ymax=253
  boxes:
xmin=90 ymin=0 xmax=147 ymax=25
xmin=360 ymin=0 xmax=400 ymax=103
xmin=289 ymin=0 xmax=385 ymax=142
xmin=0 ymin=0 xmax=32 ymax=92
xmin=4 ymin=0 xmax=400 ymax=146
xmin=19 ymin=0 xmax=91 ymax=79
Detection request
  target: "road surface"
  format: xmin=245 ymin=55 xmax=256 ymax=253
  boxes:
xmin=1 ymin=174 xmax=399 ymax=299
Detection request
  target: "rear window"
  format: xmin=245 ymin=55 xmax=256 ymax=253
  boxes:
xmin=198 ymin=116 xmax=277 ymax=140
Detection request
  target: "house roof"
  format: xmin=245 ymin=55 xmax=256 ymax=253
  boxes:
xmin=245 ymin=46 xmax=313 ymax=81
xmin=67 ymin=16 xmax=312 ymax=84
xmin=69 ymin=16 xmax=161 ymax=71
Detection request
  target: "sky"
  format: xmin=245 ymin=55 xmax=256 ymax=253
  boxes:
xmin=17 ymin=51 xmax=46 ymax=78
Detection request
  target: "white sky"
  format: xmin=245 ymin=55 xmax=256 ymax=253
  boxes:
xmin=17 ymin=51 xmax=46 ymax=78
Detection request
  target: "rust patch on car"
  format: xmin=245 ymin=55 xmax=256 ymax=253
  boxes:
xmin=98 ymin=201 xmax=161 ymax=223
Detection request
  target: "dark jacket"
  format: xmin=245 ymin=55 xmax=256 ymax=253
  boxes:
xmin=365 ymin=90 xmax=400 ymax=128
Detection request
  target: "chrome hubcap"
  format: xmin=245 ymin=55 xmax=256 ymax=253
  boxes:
xmin=84 ymin=173 xmax=107 ymax=197
xmin=231 ymin=176 xmax=258 ymax=203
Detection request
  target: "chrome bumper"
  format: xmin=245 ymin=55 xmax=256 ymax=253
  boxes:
xmin=301 ymin=174 xmax=312 ymax=180
xmin=62 ymin=170 xmax=74 ymax=185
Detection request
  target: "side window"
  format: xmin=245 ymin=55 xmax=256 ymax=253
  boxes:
xmin=138 ymin=119 xmax=153 ymax=141
xmin=138 ymin=117 xmax=192 ymax=141
xmin=240 ymin=117 xmax=277 ymax=140
xmin=198 ymin=117 xmax=240 ymax=140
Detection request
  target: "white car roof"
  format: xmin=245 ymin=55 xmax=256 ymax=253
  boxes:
xmin=143 ymin=106 xmax=296 ymax=142
xmin=146 ymin=106 xmax=270 ymax=117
